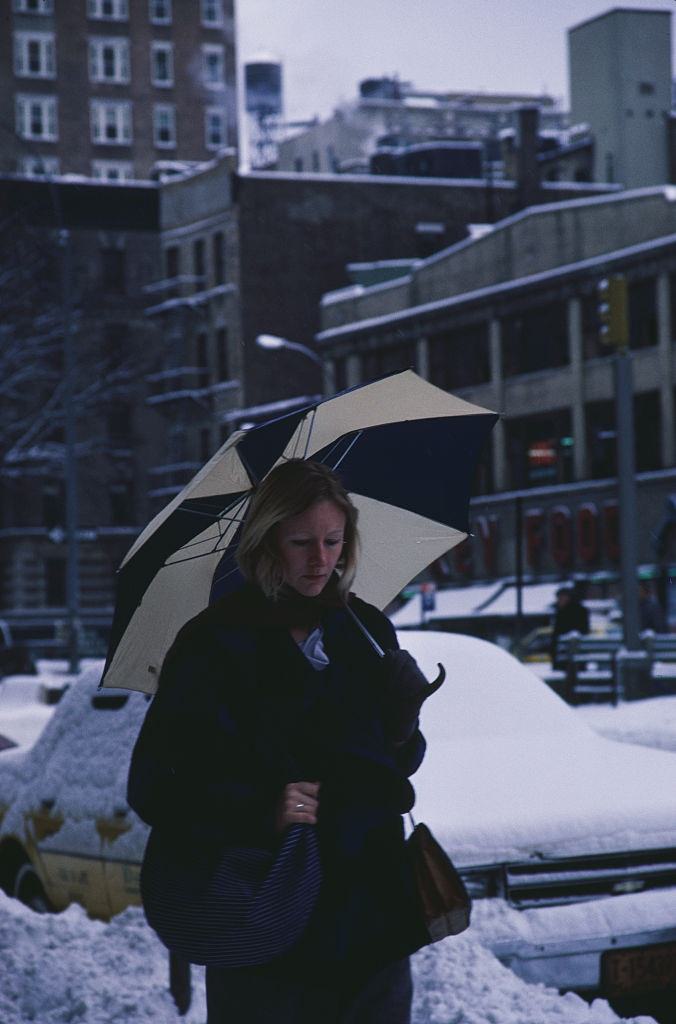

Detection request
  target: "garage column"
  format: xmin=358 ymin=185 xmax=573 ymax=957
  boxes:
xmin=489 ymin=317 xmax=507 ymax=491
xmin=416 ymin=336 xmax=429 ymax=379
xmin=346 ymin=353 xmax=361 ymax=388
xmin=657 ymin=272 xmax=675 ymax=467
xmin=567 ymin=295 xmax=587 ymax=480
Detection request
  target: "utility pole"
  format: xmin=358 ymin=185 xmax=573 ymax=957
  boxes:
xmin=597 ymin=274 xmax=648 ymax=698
xmin=59 ymin=227 xmax=80 ymax=673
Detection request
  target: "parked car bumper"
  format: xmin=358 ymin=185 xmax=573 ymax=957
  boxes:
xmin=470 ymin=887 xmax=676 ymax=995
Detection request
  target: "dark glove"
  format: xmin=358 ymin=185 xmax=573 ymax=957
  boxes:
xmin=381 ymin=649 xmax=446 ymax=744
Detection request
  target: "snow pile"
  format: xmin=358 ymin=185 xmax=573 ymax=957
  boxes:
xmin=577 ymin=695 xmax=676 ymax=754
xmin=0 ymin=892 xmax=206 ymax=1024
xmin=411 ymin=937 xmax=651 ymax=1024
xmin=0 ymin=891 xmax=654 ymax=1024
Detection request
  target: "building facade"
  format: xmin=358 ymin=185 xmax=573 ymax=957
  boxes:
xmin=0 ymin=154 xmax=242 ymax=628
xmin=237 ymin=154 xmax=616 ymax=409
xmin=317 ymin=187 xmax=676 ymax=600
xmin=569 ymin=8 xmax=672 ymax=188
xmin=0 ymin=0 xmax=237 ymax=181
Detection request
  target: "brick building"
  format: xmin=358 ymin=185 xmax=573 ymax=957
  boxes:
xmin=0 ymin=0 xmax=237 ymax=181
xmin=0 ymin=153 xmax=242 ymax=627
xmin=237 ymin=142 xmax=617 ymax=408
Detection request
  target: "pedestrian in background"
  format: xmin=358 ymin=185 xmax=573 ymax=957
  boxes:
xmin=550 ymin=585 xmax=590 ymax=665
xmin=638 ymin=579 xmax=667 ymax=633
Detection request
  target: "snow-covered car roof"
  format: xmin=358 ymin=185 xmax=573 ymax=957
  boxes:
xmin=404 ymin=630 xmax=676 ymax=865
xmin=0 ymin=677 xmax=58 ymax=753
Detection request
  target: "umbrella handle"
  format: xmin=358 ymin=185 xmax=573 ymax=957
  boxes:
xmin=428 ymin=663 xmax=446 ymax=694
xmin=344 ymin=602 xmax=385 ymax=658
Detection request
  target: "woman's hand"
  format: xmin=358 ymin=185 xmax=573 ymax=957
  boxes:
xmin=275 ymin=780 xmax=320 ymax=834
xmin=381 ymin=649 xmax=446 ymax=744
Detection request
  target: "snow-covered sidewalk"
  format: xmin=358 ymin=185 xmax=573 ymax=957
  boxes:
xmin=0 ymin=891 xmax=654 ymax=1024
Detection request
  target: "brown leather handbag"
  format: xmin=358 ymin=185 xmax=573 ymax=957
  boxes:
xmin=407 ymin=818 xmax=472 ymax=942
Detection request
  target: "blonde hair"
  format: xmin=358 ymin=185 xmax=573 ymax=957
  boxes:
xmin=237 ymin=459 xmax=359 ymax=600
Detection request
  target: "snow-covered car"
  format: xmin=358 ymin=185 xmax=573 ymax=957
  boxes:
xmin=1 ymin=634 xmax=676 ymax=1006
xmin=0 ymin=677 xmax=59 ymax=753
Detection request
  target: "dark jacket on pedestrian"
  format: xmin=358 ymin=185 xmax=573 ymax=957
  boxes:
xmin=127 ymin=583 xmax=428 ymax=986
xmin=550 ymin=594 xmax=590 ymax=663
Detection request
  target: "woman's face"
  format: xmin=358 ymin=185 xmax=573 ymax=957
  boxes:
xmin=276 ymin=500 xmax=346 ymax=597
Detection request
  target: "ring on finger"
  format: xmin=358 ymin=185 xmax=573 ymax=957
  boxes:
xmin=295 ymin=802 xmax=305 ymax=810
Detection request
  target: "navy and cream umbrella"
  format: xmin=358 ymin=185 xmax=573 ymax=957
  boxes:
xmin=101 ymin=370 xmax=498 ymax=693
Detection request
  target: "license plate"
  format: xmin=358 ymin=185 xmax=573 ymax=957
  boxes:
xmin=602 ymin=941 xmax=676 ymax=997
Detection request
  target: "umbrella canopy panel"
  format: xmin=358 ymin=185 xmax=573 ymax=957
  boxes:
xmin=102 ymin=371 xmax=498 ymax=693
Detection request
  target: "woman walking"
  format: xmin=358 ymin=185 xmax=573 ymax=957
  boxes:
xmin=127 ymin=459 xmax=440 ymax=1023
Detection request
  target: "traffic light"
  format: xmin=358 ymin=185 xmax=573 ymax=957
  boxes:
xmin=597 ymin=274 xmax=629 ymax=349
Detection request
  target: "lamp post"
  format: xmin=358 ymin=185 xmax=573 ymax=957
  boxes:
xmin=255 ymin=333 xmax=322 ymax=366
xmin=597 ymin=274 xmax=648 ymax=698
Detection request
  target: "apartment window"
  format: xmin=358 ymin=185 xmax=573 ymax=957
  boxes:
xmin=635 ymin=391 xmax=661 ymax=471
xmin=101 ymin=247 xmax=126 ymax=292
xmin=103 ymin=322 xmax=126 ymax=361
xmin=199 ymin=428 xmax=212 ymax=464
xmin=110 ymin=483 xmax=134 ymax=524
xmin=92 ymin=160 xmax=133 ymax=181
xmin=428 ymin=323 xmax=490 ymax=390
xmin=205 ymin=106 xmax=226 ymax=149
xmin=87 ymin=0 xmax=129 ymax=20
xmin=165 ymin=245 xmax=180 ymax=280
xmin=362 ymin=341 xmax=415 ymax=382
xmin=201 ymin=0 xmax=223 ymax=26
xmin=151 ymin=42 xmax=173 ymax=86
xmin=13 ymin=0 xmax=53 ymax=12
xmin=108 ymin=403 xmax=132 ymax=444
xmin=506 ymin=409 xmax=574 ymax=489
xmin=153 ymin=104 xmax=176 ymax=148
xmin=628 ymin=277 xmax=658 ymax=348
xmin=212 ymin=231 xmax=225 ymax=284
xmin=149 ymin=0 xmax=171 ymax=23
xmin=216 ymin=327 xmax=228 ymax=380
xmin=502 ymin=301 xmax=568 ymax=377
xmin=91 ymin=100 xmax=132 ymax=144
xmin=202 ymin=44 xmax=225 ymax=88
xmin=333 ymin=356 xmax=347 ymax=393
xmin=89 ymin=37 xmax=130 ymax=83
xmin=18 ymin=155 xmax=59 ymax=176
xmin=196 ymin=333 xmax=209 ymax=384
xmin=15 ymin=94 xmax=57 ymax=141
xmin=45 ymin=559 xmax=66 ymax=606
xmin=193 ymin=238 xmax=205 ymax=288
xmin=43 ymin=483 xmax=64 ymax=528
xmin=14 ymin=32 xmax=55 ymax=78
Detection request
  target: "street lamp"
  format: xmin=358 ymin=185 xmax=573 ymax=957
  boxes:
xmin=255 ymin=333 xmax=322 ymax=366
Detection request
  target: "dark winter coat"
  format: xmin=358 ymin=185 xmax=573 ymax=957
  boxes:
xmin=127 ymin=584 xmax=428 ymax=984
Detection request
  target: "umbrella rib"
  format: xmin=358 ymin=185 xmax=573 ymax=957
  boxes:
xmin=327 ymin=430 xmax=363 ymax=472
xmin=284 ymin=407 xmax=316 ymax=461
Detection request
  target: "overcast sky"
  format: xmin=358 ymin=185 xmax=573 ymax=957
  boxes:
xmin=237 ymin=0 xmax=675 ymax=122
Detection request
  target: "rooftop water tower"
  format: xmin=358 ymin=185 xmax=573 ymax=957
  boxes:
xmin=244 ymin=55 xmax=283 ymax=167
